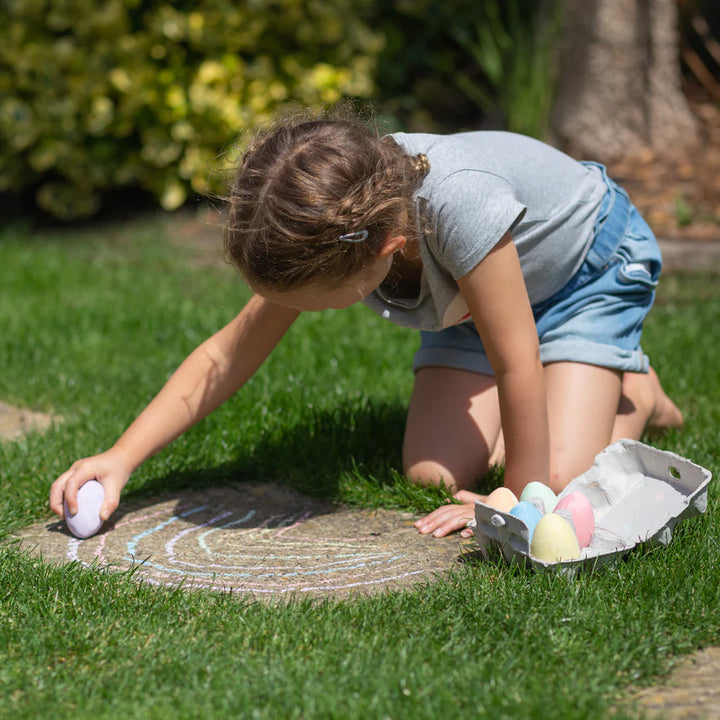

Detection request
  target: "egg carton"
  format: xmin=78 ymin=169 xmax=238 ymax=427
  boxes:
xmin=468 ymin=439 xmax=712 ymax=575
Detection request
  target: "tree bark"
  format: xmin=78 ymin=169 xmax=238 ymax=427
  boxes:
xmin=550 ymin=0 xmax=699 ymax=161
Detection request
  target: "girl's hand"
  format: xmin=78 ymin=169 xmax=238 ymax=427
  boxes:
xmin=49 ymin=447 xmax=132 ymax=524
xmin=414 ymin=490 xmax=485 ymax=538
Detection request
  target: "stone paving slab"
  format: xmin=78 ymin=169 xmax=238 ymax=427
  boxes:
xmin=13 ymin=483 xmax=466 ymax=601
xmin=0 ymin=401 xmax=54 ymax=441
xmin=629 ymin=647 xmax=720 ymax=719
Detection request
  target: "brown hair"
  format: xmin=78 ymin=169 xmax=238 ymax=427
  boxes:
xmin=224 ymin=112 xmax=429 ymax=292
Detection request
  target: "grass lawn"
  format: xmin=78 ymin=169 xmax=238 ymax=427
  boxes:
xmin=1 ymin=213 xmax=718 ymax=719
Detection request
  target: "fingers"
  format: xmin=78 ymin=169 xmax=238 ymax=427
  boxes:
xmin=99 ymin=485 xmax=120 ymax=523
xmin=65 ymin=466 xmax=100 ymax=517
xmin=50 ymin=449 xmax=131 ymax=528
xmin=413 ymin=504 xmax=450 ymax=535
xmin=49 ymin=469 xmax=73 ymax=518
xmin=49 ymin=461 xmax=97 ymax=518
xmin=430 ymin=510 xmax=474 ymax=538
xmin=412 ymin=491 xmax=483 ymax=539
xmin=414 ymin=502 xmax=475 ymax=538
xmin=454 ymin=489 xmax=486 ymax=504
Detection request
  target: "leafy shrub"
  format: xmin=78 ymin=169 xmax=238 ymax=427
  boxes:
xmin=0 ymin=0 xmax=382 ymax=219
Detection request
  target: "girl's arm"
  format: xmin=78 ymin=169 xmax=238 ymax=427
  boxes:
xmin=415 ymin=233 xmax=549 ymax=538
xmin=458 ymin=232 xmax=549 ymax=493
xmin=50 ymin=294 xmax=299 ymax=522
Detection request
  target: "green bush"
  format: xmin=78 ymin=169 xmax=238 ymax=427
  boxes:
xmin=0 ymin=0 xmax=382 ymax=219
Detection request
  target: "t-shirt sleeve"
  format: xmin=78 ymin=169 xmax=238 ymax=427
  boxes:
xmin=427 ymin=170 xmax=527 ymax=279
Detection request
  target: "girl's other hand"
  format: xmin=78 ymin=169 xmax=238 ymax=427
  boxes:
xmin=49 ymin=448 xmax=132 ymax=523
xmin=414 ymin=489 xmax=485 ymax=538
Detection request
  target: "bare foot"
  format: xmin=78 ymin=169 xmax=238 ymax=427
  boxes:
xmin=645 ymin=366 xmax=684 ymax=432
xmin=620 ymin=367 xmax=683 ymax=436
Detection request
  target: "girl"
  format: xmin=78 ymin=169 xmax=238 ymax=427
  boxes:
xmin=50 ymin=114 xmax=682 ymax=538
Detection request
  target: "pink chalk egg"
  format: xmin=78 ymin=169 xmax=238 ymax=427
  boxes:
xmin=485 ymin=487 xmax=519 ymax=513
xmin=554 ymin=491 xmax=595 ymax=548
xmin=64 ymin=480 xmax=105 ymax=539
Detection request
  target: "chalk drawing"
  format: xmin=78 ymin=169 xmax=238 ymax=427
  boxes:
xmin=19 ymin=484 xmax=462 ymax=598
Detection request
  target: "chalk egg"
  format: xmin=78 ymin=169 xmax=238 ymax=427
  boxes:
xmin=485 ymin=487 xmax=518 ymax=513
xmin=64 ymin=480 xmax=105 ymax=539
xmin=530 ymin=513 xmax=581 ymax=562
xmin=554 ymin=491 xmax=595 ymax=548
xmin=509 ymin=501 xmax=544 ymax=540
xmin=519 ymin=481 xmax=557 ymax=513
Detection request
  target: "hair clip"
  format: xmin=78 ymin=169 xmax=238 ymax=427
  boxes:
xmin=338 ymin=229 xmax=369 ymax=243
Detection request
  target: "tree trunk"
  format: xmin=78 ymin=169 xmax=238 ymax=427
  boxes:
xmin=550 ymin=0 xmax=699 ymax=162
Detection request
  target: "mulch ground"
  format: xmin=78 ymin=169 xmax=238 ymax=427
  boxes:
xmin=607 ymin=91 xmax=720 ymax=243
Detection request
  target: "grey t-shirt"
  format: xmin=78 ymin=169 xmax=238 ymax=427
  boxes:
xmin=362 ymin=131 xmax=607 ymax=330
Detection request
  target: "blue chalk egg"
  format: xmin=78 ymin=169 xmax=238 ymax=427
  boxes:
xmin=509 ymin=501 xmax=544 ymax=540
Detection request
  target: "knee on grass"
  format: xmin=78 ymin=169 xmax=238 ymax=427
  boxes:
xmin=403 ymin=458 xmax=481 ymax=494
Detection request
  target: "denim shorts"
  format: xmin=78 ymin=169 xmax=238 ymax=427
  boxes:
xmin=413 ymin=164 xmax=662 ymax=376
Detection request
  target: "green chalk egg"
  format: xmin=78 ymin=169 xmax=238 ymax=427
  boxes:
xmin=519 ymin=481 xmax=558 ymax=513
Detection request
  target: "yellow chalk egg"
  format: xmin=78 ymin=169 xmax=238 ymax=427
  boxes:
xmin=485 ymin=487 xmax=519 ymax=512
xmin=530 ymin=513 xmax=581 ymax=562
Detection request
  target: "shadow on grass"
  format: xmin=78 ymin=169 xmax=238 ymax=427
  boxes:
xmin=125 ymin=399 xmax=411 ymax=505
xmin=130 ymin=398 xmax=503 ymax=509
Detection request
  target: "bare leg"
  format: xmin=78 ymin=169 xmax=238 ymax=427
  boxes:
xmin=488 ymin=427 xmax=506 ymax=467
xmin=412 ymin=362 xmax=683 ymax=537
xmin=544 ymin=362 xmax=623 ymax=492
xmin=412 ymin=362 xmax=622 ymax=535
xmin=485 ymin=365 xmax=682 ymax=468
xmin=403 ymin=367 xmax=501 ymax=493
xmin=611 ymin=366 xmax=683 ymax=441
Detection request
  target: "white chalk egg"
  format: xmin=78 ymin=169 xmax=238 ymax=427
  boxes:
xmin=64 ymin=480 xmax=105 ymax=539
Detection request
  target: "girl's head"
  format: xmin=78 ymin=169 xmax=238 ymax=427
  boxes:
xmin=224 ymin=113 xmax=429 ymax=298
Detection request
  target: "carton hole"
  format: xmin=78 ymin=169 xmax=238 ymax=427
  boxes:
xmin=668 ymin=465 xmax=681 ymax=480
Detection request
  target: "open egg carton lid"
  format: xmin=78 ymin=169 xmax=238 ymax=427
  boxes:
xmin=469 ymin=439 xmax=712 ymax=575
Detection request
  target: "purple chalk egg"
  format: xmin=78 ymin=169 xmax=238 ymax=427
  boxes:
xmin=64 ymin=480 xmax=105 ymax=539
